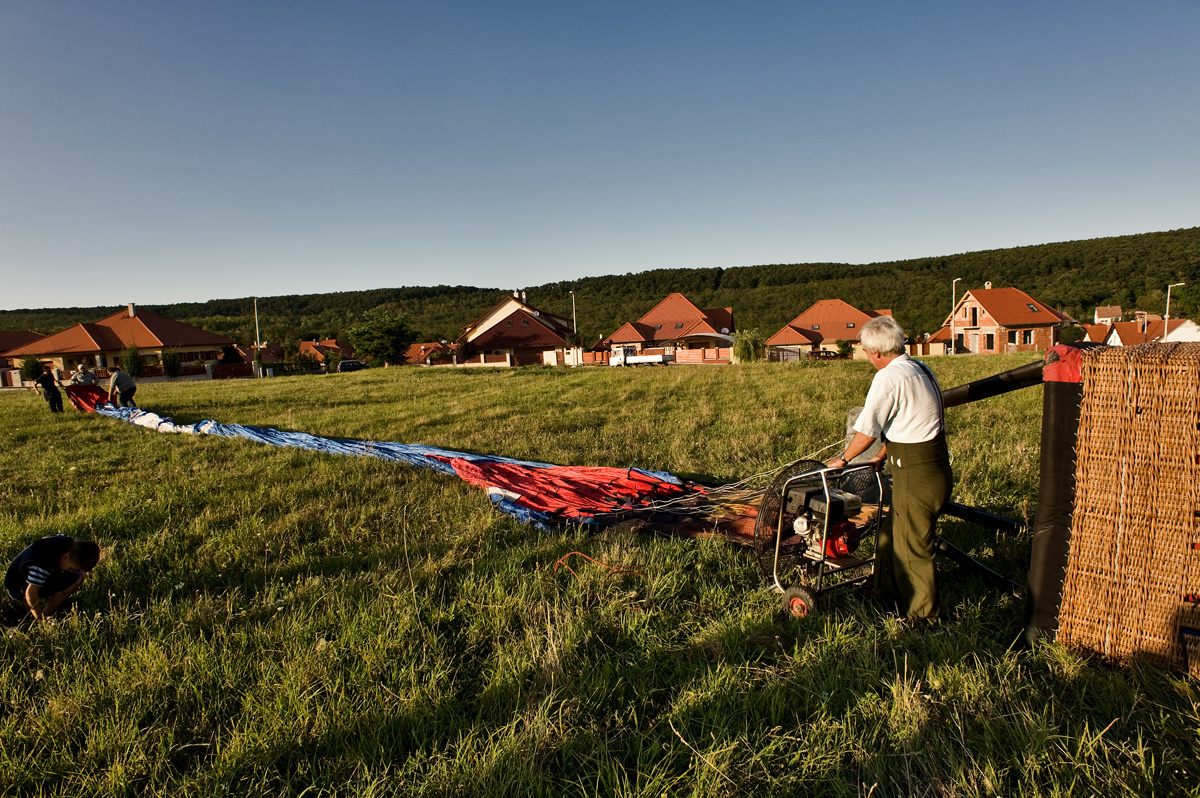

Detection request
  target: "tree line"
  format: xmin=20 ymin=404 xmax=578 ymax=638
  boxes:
xmin=3 ymin=227 xmax=1197 ymax=355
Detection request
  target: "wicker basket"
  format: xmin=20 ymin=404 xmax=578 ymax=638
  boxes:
xmin=1057 ymin=343 xmax=1200 ymax=675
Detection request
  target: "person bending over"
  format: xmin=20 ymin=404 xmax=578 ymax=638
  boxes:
xmin=4 ymin=535 xmax=101 ymax=621
xmin=107 ymin=366 xmax=137 ymax=408
xmin=827 ymin=316 xmax=951 ymax=621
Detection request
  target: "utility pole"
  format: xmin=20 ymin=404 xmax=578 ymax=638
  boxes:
xmin=1166 ymin=282 xmax=1185 ymax=325
xmin=951 ymin=278 xmax=962 ymax=354
xmin=253 ymin=297 xmax=262 ymax=347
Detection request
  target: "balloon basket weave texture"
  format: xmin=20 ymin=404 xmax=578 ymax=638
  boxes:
xmin=1058 ymin=343 xmax=1200 ymax=675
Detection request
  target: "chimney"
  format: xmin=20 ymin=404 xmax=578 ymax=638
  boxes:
xmin=128 ymin=303 xmax=137 ymax=317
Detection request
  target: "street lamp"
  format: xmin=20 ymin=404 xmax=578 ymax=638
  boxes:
xmin=950 ymin=278 xmax=962 ymax=354
xmin=569 ymin=290 xmax=577 ymax=333
xmin=1166 ymin=282 xmax=1185 ymax=325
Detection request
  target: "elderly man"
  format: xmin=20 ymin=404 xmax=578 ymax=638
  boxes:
xmin=827 ymin=316 xmax=951 ymax=621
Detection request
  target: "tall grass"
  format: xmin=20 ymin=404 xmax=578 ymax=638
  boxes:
xmin=1 ymin=357 xmax=1196 ymax=797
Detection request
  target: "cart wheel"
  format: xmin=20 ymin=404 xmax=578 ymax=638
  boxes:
xmin=782 ymin=585 xmax=818 ymax=618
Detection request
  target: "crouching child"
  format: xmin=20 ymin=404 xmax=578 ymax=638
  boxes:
xmin=5 ymin=536 xmax=101 ymax=622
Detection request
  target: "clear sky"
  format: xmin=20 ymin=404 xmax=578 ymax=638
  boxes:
xmin=1 ymin=1 xmax=1197 ymax=311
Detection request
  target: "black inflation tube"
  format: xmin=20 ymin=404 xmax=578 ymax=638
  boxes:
xmin=940 ymin=359 xmax=1045 ymax=408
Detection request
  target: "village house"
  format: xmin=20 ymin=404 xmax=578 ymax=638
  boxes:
xmin=0 ymin=304 xmax=235 ymax=379
xmin=297 ymin=338 xmax=354 ymax=364
xmin=455 ymin=293 xmax=576 ymax=367
xmin=937 ymin=286 xmax=1072 ymax=354
xmin=1094 ymin=305 xmax=1122 ymax=325
xmin=1161 ymin=319 xmax=1200 ymax=342
xmin=403 ymin=341 xmax=455 ymax=366
xmin=1104 ymin=317 xmax=1188 ymax=346
xmin=606 ymin=293 xmax=733 ymax=365
xmin=232 ymin=342 xmax=283 ymax=364
xmin=764 ymin=299 xmax=892 ymax=361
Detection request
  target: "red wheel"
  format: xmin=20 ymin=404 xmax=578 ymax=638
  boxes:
xmin=782 ymin=585 xmax=818 ymax=618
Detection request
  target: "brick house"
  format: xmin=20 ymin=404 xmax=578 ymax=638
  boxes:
xmin=939 ymin=287 xmax=1072 ymax=354
xmin=455 ymin=294 xmax=575 ymax=367
xmin=764 ymin=299 xmax=893 ymax=361
xmin=0 ymin=304 xmax=234 ymax=375
xmin=607 ymin=293 xmax=733 ymax=365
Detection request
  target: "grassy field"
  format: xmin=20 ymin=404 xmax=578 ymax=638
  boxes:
xmin=1 ymin=357 xmax=1197 ymax=797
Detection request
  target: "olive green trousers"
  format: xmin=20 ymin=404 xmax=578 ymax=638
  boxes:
xmin=875 ymin=435 xmax=952 ymax=620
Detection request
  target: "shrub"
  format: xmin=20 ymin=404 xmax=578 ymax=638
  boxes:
xmin=19 ymin=355 xmax=43 ymax=382
xmin=161 ymin=350 xmax=183 ymax=380
xmin=731 ymin=328 xmax=765 ymax=363
xmin=121 ymin=345 xmax=144 ymax=377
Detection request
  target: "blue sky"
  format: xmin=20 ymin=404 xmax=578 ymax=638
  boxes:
xmin=1 ymin=1 xmax=1197 ymax=311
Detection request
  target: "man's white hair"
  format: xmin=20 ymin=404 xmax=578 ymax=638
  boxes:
xmin=859 ymin=316 xmax=906 ymax=356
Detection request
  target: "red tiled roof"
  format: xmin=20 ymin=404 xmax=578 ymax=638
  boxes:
xmin=1108 ymin=318 xmax=1187 ymax=345
xmin=1081 ymin=323 xmax=1111 ymax=342
xmin=3 ymin=306 xmax=234 ymax=357
xmin=764 ymin=324 xmax=822 ymax=347
xmin=927 ymin=327 xmax=953 ymax=344
xmin=948 ymin=288 xmax=1072 ymax=328
xmin=0 ymin=330 xmax=44 ymax=355
xmin=765 ymin=299 xmax=889 ymax=347
xmin=608 ymin=293 xmax=734 ymax=345
xmin=298 ymin=339 xmax=355 ymax=362
xmin=235 ymin=343 xmax=282 ymax=363
xmin=404 ymin=341 xmax=454 ymax=363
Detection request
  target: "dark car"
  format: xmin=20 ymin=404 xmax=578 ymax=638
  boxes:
xmin=336 ymin=359 xmax=368 ymax=372
xmin=807 ymin=350 xmax=849 ymax=361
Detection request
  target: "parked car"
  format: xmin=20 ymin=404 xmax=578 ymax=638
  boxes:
xmin=337 ymin=359 xmax=368 ymax=372
xmin=807 ymin=350 xmax=849 ymax=361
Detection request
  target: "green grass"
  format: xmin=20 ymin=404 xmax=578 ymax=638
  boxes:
xmin=1 ymin=357 xmax=1197 ymax=797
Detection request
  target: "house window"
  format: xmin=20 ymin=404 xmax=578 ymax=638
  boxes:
xmin=1008 ymin=331 xmax=1017 ymax=345
xmin=654 ymin=324 xmax=662 ymax=330
xmin=811 ymin=324 xmax=820 ymax=330
xmin=1027 ymin=304 xmax=1039 ymax=312
xmin=846 ymin=322 xmax=855 ymax=328
xmin=674 ymin=323 xmax=684 ymax=329
xmin=985 ymin=334 xmax=995 ymax=350
xmin=1023 ymin=329 xmax=1033 ymax=345
xmin=521 ymin=320 xmax=529 ymax=326
xmin=505 ymin=320 xmax=512 ymax=327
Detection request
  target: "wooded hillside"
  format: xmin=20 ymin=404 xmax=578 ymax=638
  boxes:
xmin=4 ymin=227 xmax=1197 ymax=352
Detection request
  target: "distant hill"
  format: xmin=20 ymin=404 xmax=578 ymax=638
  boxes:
xmin=3 ymin=227 xmax=1197 ymax=352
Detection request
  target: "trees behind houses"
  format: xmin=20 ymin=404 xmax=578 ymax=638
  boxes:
xmin=2 ymin=227 xmax=1197 ymax=353
xmin=348 ymin=307 xmax=417 ymax=366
